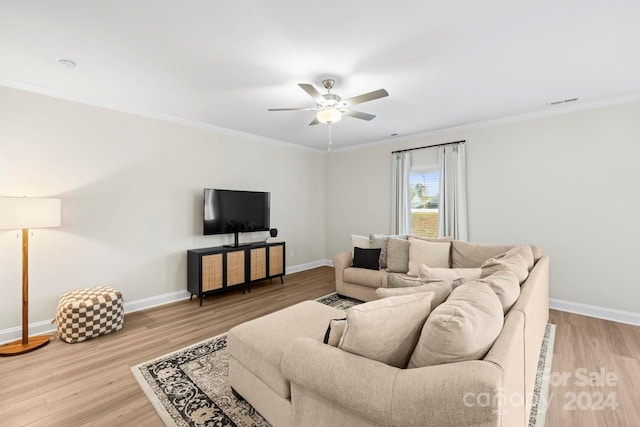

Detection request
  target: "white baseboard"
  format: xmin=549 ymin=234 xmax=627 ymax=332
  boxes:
xmin=124 ymin=290 xmax=192 ymax=314
xmin=286 ymin=259 xmax=332 ymax=274
xmin=0 ymin=319 xmax=58 ymax=345
xmin=0 ymin=259 xmax=333 ymax=344
xmin=550 ymin=298 xmax=640 ymax=326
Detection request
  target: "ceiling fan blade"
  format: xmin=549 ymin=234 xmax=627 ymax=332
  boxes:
xmin=344 ymin=110 xmax=376 ymax=121
xmin=308 ymin=117 xmax=320 ymax=126
xmin=268 ymin=107 xmax=316 ymax=111
xmin=342 ymin=89 xmax=389 ymax=106
xmin=298 ymin=83 xmax=325 ymax=103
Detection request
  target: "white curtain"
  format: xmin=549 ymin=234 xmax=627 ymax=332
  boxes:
xmin=438 ymin=143 xmax=468 ymax=240
xmin=391 ymin=151 xmax=412 ymax=235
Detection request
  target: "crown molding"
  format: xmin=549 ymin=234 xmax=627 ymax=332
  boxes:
xmin=331 ymin=92 xmax=640 ymax=153
xmin=0 ymin=79 xmax=324 ymax=153
xmin=3 ymin=78 xmax=638 ymax=155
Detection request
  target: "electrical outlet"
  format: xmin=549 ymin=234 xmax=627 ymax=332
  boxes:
xmin=290 ymin=250 xmax=295 ymax=258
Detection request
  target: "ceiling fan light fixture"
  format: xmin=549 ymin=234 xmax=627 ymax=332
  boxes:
xmin=317 ymin=108 xmax=342 ymax=124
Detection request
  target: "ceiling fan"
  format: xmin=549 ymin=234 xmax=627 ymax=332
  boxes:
xmin=269 ymin=79 xmax=389 ymax=125
xmin=268 ymin=79 xmax=389 ymax=150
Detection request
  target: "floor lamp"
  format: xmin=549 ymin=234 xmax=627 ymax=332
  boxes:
xmin=0 ymin=197 xmax=61 ymax=356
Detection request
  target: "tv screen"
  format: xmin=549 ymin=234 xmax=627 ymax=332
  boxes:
xmin=203 ymin=189 xmax=270 ymax=235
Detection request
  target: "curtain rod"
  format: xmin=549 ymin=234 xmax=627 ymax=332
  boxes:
xmin=391 ymin=140 xmax=466 ymax=154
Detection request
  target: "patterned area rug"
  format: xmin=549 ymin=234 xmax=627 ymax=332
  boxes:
xmin=529 ymin=323 xmax=556 ymax=427
xmin=132 ymin=293 xmax=555 ymax=426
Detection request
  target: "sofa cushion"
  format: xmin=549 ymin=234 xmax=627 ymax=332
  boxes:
xmin=370 ymin=234 xmax=408 ymax=269
xmin=408 ymin=282 xmax=504 ymax=368
xmin=386 ymin=237 xmax=411 ymax=273
xmin=451 ymin=241 xmax=514 ymax=268
xmin=375 ymin=280 xmax=455 ymax=309
xmin=452 ymin=241 xmax=538 ymax=269
xmin=475 ymin=270 xmax=520 ymax=313
xmin=418 ymin=265 xmax=482 ymax=282
xmin=323 ymin=318 xmax=347 ymax=347
xmin=530 ymin=245 xmax=543 ymax=263
xmin=352 ymin=247 xmax=381 ymax=270
xmin=386 ymin=273 xmax=425 ymax=288
xmin=350 ymin=234 xmax=371 ymax=256
xmin=407 ymin=238 xmax=451 ymax=276
xmin=338 ymin=293 xmax=433 ymax=368
xmin=343 ymin=267 xmax=387 ymax=288
xmin=228 ymin=301 xmax=343 ymax=399
xmin=480 ymin=246 xmax=533 ymax=284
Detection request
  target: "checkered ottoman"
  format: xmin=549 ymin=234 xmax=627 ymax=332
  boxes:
xmin=55 ymin=285 xmax=124 ymax=343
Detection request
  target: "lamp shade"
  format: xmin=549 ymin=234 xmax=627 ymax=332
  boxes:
xmin=0 ymin=197 xmax=61 ymax=230
xmin=316 ymin=108 xmax=343 ymax=124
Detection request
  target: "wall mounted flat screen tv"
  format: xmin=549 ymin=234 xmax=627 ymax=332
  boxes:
xmin=203 ymin=189 xmax=270 ymax=238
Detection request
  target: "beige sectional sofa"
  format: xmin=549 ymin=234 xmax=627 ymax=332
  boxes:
xmin=335 ymin=239 xmax=543 ymax=302
xmin=228 ymin=240 xmax=549 ymax=427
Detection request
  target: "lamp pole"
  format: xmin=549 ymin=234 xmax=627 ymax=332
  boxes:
xmin=0 ymin=197 xmax=60 ymax=356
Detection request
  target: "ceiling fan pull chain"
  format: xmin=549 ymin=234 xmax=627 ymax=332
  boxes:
xmin=328 ymin=124 xmax=333 ymax=152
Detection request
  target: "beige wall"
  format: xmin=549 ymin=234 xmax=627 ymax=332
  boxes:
xmin=326 ymin=100 xmax=640 ymax=314
xmin=2 ymin=84 xmax=638 ymax=331
xmin=0 ymin=86 xmax=326 ymax=330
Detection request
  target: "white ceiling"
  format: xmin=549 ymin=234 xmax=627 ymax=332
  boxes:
xmin=1 ymin=0 xmax=639 ymax=150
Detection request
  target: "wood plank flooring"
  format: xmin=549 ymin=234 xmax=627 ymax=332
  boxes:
xmin=0 ymin=267 xmax=335 ymax=427
xmin=0 ymin=266 xmax=638 ymax=426
xmin=547 ymin=310 xmax=640 ymax=426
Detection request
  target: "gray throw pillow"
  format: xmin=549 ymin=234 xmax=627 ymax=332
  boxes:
xmin=370 ymin=234 xmax=408 ymax=269
xmin=386 ymin=237 xmax=410 ymax=273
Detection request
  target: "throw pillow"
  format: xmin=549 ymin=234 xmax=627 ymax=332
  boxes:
xmin=475 ymin=270 xmax=520 ymax=313
xmin=386 ymin=273 xmax=426 ymax=288
xmin=369 ymin=234 xmax=408 ymax=269
xmin=407 ymin=237 xmax=451 ymax=276
xmin=338 ymin=293 xmax=434 ymax=368
xmin=418 ymin=264 xmax=482 ymax=282
xmin=408 ymin=282 xmax=504 ymax=368
xmin=323 ymin=318 xmax=347 ymax=347
xmin=480 ymin=246 xmax=533 ymax=284
xmin=375 ymin=280 xmax=457 ymax=309
xmin=352 ymin=247 xmax=381 ymax=270
xmin=386 ymin=237 xmax=411 ymax=273
xmin=351 ymin=234 xmax=371 ymax=256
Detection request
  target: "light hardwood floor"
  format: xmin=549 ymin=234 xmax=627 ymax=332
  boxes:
xmin=0 ymin=266 xmax=638 ymax=426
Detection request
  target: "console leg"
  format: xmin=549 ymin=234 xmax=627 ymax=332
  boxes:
xmin=280 ymin=276 xmax=284 ymax=284
xmin=199 ymin=296 xmax=203 ymax=306
xmin=190 ymin=294 xmax=193 ymax=301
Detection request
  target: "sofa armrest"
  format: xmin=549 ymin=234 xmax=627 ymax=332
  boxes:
xmin=333 ymin=251 xmax=352 ymax=270
xmin=333 ymin=251 xmax=352 ymax=295
xmin=281 ymin=337 xmax=503 ymax=427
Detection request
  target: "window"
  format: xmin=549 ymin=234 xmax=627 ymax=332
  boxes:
xmin=410 ymin=166 xmax=439 ymax=237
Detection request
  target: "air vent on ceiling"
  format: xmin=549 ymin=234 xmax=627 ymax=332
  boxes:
xmin=547 ymin=97 xmax=579 ymax=106
xmin=58 ymin=58 xmax=76 ymax=69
